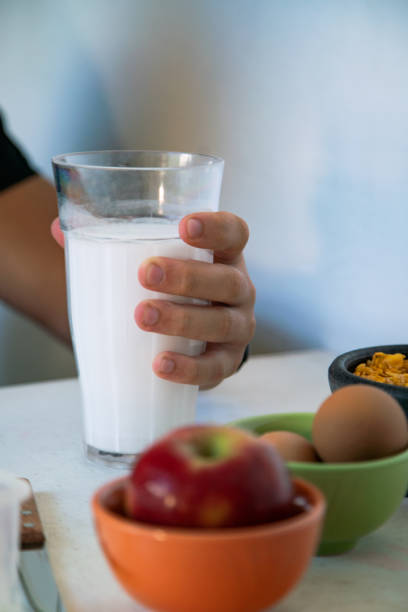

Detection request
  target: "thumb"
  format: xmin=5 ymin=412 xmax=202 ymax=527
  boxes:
xmin=51 ymin=217 xmax=65 ymax=248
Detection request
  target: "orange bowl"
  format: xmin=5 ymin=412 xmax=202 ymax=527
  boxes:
xmin=92 ymin=477 xmax=325 ymax=612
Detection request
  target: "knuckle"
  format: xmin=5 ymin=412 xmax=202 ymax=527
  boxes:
xmin=217 ymin=211 xmax=233 ymax=230
xmin=248 ymin=314 xmax=256 ymax=341
xmin=238 ymin=217 xmax=250 ymax=247
xmin=177 ymin=309 xmax=193 ymax=337
xmin=247 ymin=279 xmax=256 ymax=305
xmin=178 ymin=269 xmax=197 ymax=296
xmin=188 ymin=359 xmax=201 ymax=385
xmin=228 ymin=270 xmax=245 ymax=302
xmin=219 ymin=212 xmax=249 ymax=249
xmin=216 ymin=212 xmax=237 ymax=243
xmin=211 ymin=359 xmax=226 ymax=385
xmin=237 ymin=310 xmax=256 ymax=344
xmin=219 ymin=308 xmax=234 ymax=341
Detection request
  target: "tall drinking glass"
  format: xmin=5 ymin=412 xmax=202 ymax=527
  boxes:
xmin=52 ymin=151 xmax=224 ymax=467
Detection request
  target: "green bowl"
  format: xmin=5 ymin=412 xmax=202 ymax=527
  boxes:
xmin=231 ymin=413 xmax=408 ymax=555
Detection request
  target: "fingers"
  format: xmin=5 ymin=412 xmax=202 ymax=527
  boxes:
xmin=138 ymin=258 xmax=253 ymax=305
xmin=51 ymin=218 xmax=65 ymax=248
xmin=135 ymin=300 xmax=251 ymax=344
xmin=152 ymin=344 xmax=244 ymax=387
xmin=178 ymin=211 xmax=249 ymax=263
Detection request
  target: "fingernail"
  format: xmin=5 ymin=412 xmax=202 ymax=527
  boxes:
xmin=142 ymin=305 xmax=160 ymax=326
xmin=146 ymin=263 xmax=164 ymax=286
xmin=187 ymin=218 xmax=203 ymax=239
xmin=159 ymin=357 xmax=175 ymax=374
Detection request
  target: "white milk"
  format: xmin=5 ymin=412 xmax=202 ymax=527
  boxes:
xmin=65 ymin=220 xmax=212 ymax=455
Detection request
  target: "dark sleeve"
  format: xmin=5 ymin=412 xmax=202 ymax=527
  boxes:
xmin=0 ymin=114 xmax=36 ymax=192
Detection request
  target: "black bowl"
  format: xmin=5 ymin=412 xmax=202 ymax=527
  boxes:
xmin=328 ymin=344 xmax=408 ymax=421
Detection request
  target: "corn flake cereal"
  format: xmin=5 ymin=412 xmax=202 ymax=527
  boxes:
xmin=354 ymin=352 xmax=408 ymax=387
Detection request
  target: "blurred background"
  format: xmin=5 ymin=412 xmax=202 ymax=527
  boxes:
xmin=0 ymin=0 xmax=407 ymax=385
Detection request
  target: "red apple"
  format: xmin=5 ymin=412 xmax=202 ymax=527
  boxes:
xmin=124 ymin=424 xmax=295 ymax=528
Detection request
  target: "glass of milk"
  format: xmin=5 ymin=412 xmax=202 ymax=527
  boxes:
xmin=52 ymin=151 xmax=224 ymax=467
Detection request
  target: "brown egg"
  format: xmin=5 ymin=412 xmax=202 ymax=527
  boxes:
xmin=312 ymin=384 xmax=408 ymax=462
xmin=260 ymin=431 xmax=319 ymax=462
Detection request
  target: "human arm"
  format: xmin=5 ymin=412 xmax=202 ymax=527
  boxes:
xmin=0 ymin=174 xmax=71 ymax=343
xmin=0 ymin=113 xmax=70 ymax=343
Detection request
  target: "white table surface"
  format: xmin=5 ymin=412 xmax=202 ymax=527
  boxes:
xmin=1 ymin=350 xmax=407 ymax=611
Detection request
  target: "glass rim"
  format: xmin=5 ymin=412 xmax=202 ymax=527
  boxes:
xmin=52 ymin=149 xmax=224 ymax=172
